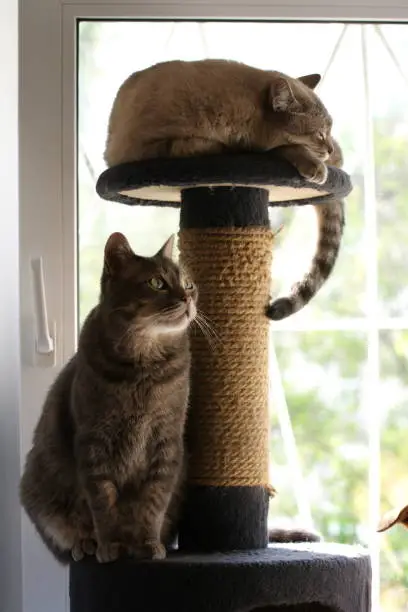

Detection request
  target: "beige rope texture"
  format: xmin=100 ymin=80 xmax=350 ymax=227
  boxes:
xmin=179 ymin=227 xmax=274 ymax=490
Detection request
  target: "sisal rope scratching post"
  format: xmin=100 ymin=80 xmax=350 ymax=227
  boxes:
xmin=69 ymin=152 xmax=372 ymax=612
xmin=180 ymin=228 xmax=272 ymax=489
xmin=177 ymin=188 xmax=274 ymax=551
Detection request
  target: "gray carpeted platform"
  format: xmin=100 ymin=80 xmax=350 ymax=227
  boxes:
xmin=96 ymin=150 xmax=352 ymax=208
xmin=70 ymin=543 xmax=371 ymax=612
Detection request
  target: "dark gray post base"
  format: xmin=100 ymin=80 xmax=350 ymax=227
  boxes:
xmin=178 ymin=485 xmax=269 ymax=551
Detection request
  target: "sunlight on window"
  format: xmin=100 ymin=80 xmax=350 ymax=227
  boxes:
xmin=78 ymin=21 xmax=408 ymax=610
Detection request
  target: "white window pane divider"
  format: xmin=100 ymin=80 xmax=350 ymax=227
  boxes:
xmin=268 ymin=334 xmax=315 ymax=530
xmin=362 ymin=24 xmax=380 ymax=609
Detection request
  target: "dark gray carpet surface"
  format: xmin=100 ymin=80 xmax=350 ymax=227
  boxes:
xmin=70 ymin=543 xmax=371 ymax=612
xmin=96 ymin=151 xmax=352 ymax=209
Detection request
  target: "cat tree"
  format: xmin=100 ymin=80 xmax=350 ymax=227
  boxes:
xmin=70 ymin=151 xmax=371 ymax=612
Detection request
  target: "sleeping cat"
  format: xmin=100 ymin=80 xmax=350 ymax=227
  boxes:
xmin=266 ymin=139 xmax=345 ymax=320
xmin=104 ymin=59 xmax=344 ymax=320
xmin=20 ymin=232 xmax=197 ymax=563
xmin=104 ymin=59 xmax=334 ymax=185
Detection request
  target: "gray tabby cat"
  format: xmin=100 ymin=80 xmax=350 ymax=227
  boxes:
xmin=20 ymin=232 xmax=197 ymax=563
xmin=104 ymin=59 xmax=344 ymax=320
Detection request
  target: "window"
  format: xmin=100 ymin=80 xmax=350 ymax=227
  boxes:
xmin=17 ymin=4 xmax=408 ymax=612
xmin=78 ymin=21 xmax=408 ymax=610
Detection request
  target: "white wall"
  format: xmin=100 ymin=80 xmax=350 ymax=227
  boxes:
xmin=0 ymin=0 xmax=23 ymax=611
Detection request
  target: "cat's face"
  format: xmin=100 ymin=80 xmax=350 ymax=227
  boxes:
xmin=100 ymin=232 xmax=197 ymax=337
xmin=269 ymin=73 xmax=334 ymax=161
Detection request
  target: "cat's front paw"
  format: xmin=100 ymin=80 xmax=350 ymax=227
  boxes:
xmin=128 ymin=539 xmax=166 ymax=560
xmin=96 ymin=542 xmax=121 ymax=563
xmin=297 ymin=159 xmax=328 ymax=185
xmin=71 ymin=538 xmax=97 ymax=561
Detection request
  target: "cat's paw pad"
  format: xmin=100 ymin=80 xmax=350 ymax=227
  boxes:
xmin=71 ymin=538 xmax=97 ymax=562
xmin=129 ymin=540 xmax=166 ymax=560
xmin=96 ymin=542 xmax=121 ymax=563
xmin=298 ymin=160 xmax=328 ymax=185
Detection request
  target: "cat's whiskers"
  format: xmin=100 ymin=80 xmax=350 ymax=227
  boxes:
xmin=196 ymin=310 xmax=220 ymax=341
xmin=197 ymin=309 xmax=217 ymax=328
xmin=193 ymin=319 xmax=218 ymax=352
xmin=192 ymin=310 xmax=221 ymax=352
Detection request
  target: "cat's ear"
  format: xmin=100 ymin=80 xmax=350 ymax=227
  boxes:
xmin=297 ymin=73 xmax=321 ymax=90
xmin=103 ymin=232 xmax=134 ymax=275
xmin=377 ymin=505 xmax=408 ymax=533
xmin=269 ymin=78 xmax=301 ymax=113
xmin=156 ymin=234 xmax=175 ymax=260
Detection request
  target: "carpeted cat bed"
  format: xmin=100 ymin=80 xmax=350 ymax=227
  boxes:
xmin=70 ymin=152 xmax=371 ymax=612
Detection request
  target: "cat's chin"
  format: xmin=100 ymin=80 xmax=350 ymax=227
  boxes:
xmin=152 ymin=316 xmax=191 ymax=336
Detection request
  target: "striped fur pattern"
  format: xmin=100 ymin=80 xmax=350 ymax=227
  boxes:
xmin=20 ymin=233 xmax=197 ymax=564
xmin=266 ymin=139 xmax=345 ymax=321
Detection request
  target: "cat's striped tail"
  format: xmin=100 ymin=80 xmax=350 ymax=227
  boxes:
xmin=266 ymin=199 xmax=345 ymax=321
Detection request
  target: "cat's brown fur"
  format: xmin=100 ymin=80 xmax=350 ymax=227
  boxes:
xmin=20 ymin=233 xmax=197 ymax=563
xmin=267 ymin=139 xmax=345 ymax=320
xmin=104 ymin=59 xmax=344 ymax=320
xmin=104 ymin=59 xmax=334 ymax=185
xmin=378 ymin=504 xmax=408 ymax=533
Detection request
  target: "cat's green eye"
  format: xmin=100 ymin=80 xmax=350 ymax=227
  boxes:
xmin=147 ymin=277 xmax=167 ymax=291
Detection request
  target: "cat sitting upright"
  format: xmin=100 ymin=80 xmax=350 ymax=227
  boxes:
xmin=104 ymin=59 xmax=344 ymax=321
xmin=20 ymin=232 xmax=197 ymax=563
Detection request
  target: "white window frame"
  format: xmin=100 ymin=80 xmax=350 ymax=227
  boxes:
xmin=0 ymin=2 xmax=21 ymax=612
xmin=6 ymin=2 xmax=408 ymax=612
